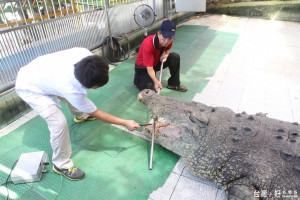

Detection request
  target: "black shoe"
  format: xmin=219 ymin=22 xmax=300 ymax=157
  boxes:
xmin=53 ymin=165 xmax=85 ymax=181
xmin=167 ymin=84 xmax=188 ymax=92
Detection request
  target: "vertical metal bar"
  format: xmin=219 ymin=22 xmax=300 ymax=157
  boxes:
xmin=43 ymin=0 xmax=50 ymax=20
xmin=28 ymin=25 xmax=42 ymax=57
xmin=27 ymin=4 xmax=43 ymax=56
xmin=36 ymin=23 xmax=48 ymax=55
xmin=86 ymin=0 xmax=90 ymax=11
xmin=88 ymin=12 xmax=96 ymax=47
xmin=38 ymin=23 xmax=49 ymax=54
xmin=10 ymin=2 xmax=20 ymax=27
xmin=36 ymin=0 xmax=43 ymax=21
xmin=18 ymin=1 xmax=28 ymax=25
xmin=27 ymin=0 xmax=37 ymax=23
xmin=92 ymin=0 xmax=95 ymax=9
xmin=0 ymin=38 xmax=10 ymax=83
xmin=84 ymin=12 xmax=94 ymax=47
xmin=0 ymin=3 xmax=10 ymax=28
xmin=81 ymin=0 xmax=84 ymax=11
xmin=82 ymin=12 xmax=90 ymax=47
xmin=50 ymin=0 xmax=57 ymax=18
xmin=91 ymin=11 xmax=100 ymax=46
xmin=32 ymin=0 xmax=48 ymax=59
xmin=68 ymin=15 xmax=76 ymax=47
xmin=157 ymin=61 xmax=164 ymax=94
xmin=56 ymin=19 xmax=67 ymax=51
xmin=70 ymin=15 xmax=79 ymax=47
xmin=23 ymin=27 xmax=36 ymax=60
xmin=35 ymin=23 xmax=48 ymax=56
xmin=67 ymin=17 xmax=75 ymax=48
xmin=61 ymin=0 xmax=78 ymax=48
xmin=57 ymin=0 xmax=63 ymax=16
xmin=55 ymin=0 xmax=69 ymax=50
xmin=78 ymin=13 xmax=87 ymax=47
xmin=3 ymin=32 xmax=22 ymax=75
xmin=11 ymin=31 xmax=26 ymax=67
xmin=64 ymin=0 xmax=70 ymax=15
xmin=66 ymin=15 xmax=76 ymax=48
xmin=0 ymin=55 xmax=9 ymax=84
xmin=49 ymin=20 xmax=62 ymax=51
xmin=76 ymin=0 xmax=79 ymax=13
xmin=88 ymin=10 xmax=101 ymax=48
xmin=149 ymin=119 xmax=155 ymax=170
xmin=15 ymin=29 xmax=32 ymax=65
xmin=59 ymin=19 xmax=69 ymax=50
xmin=43 ymin=22 xmax=55 ymax=53
xmin=0 ymin=34 xmax=17 ymax=79
xmin=153 ymin=0 xmax=156 ymax=16
xmin=70 ymin=14 xmax=81 ymax=47
xmin=150 ymin=60 xmax=164 ymax=170
xmin=71 ymin=0 xmax=76 ymax=14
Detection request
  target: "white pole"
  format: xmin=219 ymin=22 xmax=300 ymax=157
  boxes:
xmin=149 ymin=60 xmax=164 ymax=170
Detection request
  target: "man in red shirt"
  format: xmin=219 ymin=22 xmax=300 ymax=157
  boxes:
xmin=134 ymin=20 xmax=187 ymax=92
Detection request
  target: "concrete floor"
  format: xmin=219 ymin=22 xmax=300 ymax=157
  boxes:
xmin=1 ymin=14 xmax=300 ymax=200
xmin=147 ymin=14 xmax=300 ymax=200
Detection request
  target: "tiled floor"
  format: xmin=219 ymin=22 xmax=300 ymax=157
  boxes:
xmin=148 ymin=14 xmax=300 ymax=200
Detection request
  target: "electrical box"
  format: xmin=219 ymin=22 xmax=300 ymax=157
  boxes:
xmin=175 ymin=0 xmax=206 ymax=12
xmin=11 ymin=151 xmax=47 ymax=184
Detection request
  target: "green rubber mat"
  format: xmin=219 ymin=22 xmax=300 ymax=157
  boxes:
xmin=0 ymin=24 xmax=238 ymax=200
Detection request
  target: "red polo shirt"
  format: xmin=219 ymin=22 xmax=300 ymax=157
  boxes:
xmin=135 ymin=34 xmax=172 ymax=67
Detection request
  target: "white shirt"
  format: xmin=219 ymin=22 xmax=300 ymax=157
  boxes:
xmin=15 ymin=47 xmax=97 ymax=113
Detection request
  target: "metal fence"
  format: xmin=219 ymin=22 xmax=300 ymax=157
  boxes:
xmin=0 ymin=0 xmax=156 ymax=92
xmin=0 ymin=0 xmax=140 ymax=29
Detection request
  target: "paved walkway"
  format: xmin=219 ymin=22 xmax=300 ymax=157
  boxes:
xmin=147 ymin=14 xmax=300 ymax=200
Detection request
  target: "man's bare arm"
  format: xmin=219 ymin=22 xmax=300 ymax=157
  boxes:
xmin=89 ymin=109 xmax=140 ymax=131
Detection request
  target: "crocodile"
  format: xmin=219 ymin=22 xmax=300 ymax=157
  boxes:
xmin=137 ymin=89 xmax=300 ymax=200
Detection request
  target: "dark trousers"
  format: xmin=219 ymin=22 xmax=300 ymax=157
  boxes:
xmin=134 ymin=52 xmax=181 ymax=91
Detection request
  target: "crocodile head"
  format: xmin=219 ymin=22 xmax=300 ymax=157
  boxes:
xmin=137 ymin=89 xmax=214 ymax=157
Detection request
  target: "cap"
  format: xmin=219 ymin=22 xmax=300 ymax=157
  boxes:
xmin=159 ymin=20 xmax=176 ymax=39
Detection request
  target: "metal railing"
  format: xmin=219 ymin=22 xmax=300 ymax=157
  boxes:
xmin=0 ymin=0 xmax=145 ymax=92
xmin=0 ymin=0 xmax=140 ymax=28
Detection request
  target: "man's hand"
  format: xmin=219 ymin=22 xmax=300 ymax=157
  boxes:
xmin=124 ymin=120 xmax=140 ymax=131
xmin=89 ymin=109 xmax=140 ymax=131
xmin=160 ymin=53 xmax=168 ymax=63
xmin=154 ymin=80 xmax=162 ymax=92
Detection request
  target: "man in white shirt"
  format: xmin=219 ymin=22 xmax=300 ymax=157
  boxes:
xmin=15 ymin=47 xmax=140 ymax=181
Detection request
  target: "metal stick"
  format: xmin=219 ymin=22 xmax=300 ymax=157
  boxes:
xmin=149 ymin=119 xmax=155 ymax=170
xmin=149 ymin=60 xmax=164 ymax=170
xmin=157 ymin=61 xmax=164 ymax=95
